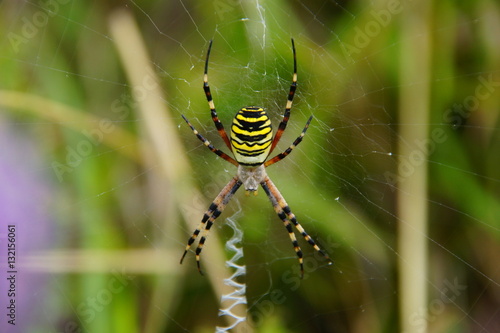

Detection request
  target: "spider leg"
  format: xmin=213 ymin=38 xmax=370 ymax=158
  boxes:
xmin=264 ymin=115 xmax=312 ymax=167
xmin=269 ymin=38 xmax=297 ymax=154
xmin=181 ymin=114 xmax=239 ymax=166
xmin=203 ymin=40 xmax=232 ymax=151
xmin=180 ymin=176 xmax=242 ymax=275
xmin=261 ymin=176 xmax=332 ymax=278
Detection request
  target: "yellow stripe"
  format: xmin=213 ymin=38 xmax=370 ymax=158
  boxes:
xmin=241 ymin=107 xmax=264 ymax=112
xmin=235 ymin=114 xmax=268 ymax=122
xmin=232 ymin=123 xmax=272 ymax=136
xmin=232 ymin=140 xmax=271 ymax=151
xmin=231 ymin=131 xmax=272 ymax=144
xmin=232 ymin=118 xmax=243 ymax=128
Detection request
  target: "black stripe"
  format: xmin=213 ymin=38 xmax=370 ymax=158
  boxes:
xmin=212 ymin=209 xmax=221 ymax=219
xmin=235 ymin=149 xmax=269 ymax=157
xmin=287 ymin=84 xmax=296 ymax=101
xmin=238 ymin=162 xmax=263 ymax=167
xmin=231 ymin=181 xmax=243 ymax=195
xmin=238 ymin=110 xmax=266 ymax=118
xmin=187 ymin=233 xmax=198 ymax=245
xmin=232 ymin=120 xmax=270 ymax=131
xmin=261 ymin=182 xmax=270 ymax=195
xmin=232 ymin=131 xmax=271 ymax=143
xmin=205 ymin=220 xmax=214 ymax=230
xmin=203 ymin=85 xmax=212 ymax=101
xmin=231 ymin=137 xmax=272 ymax=148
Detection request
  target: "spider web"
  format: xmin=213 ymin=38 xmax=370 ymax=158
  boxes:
xmin=0 ymin=0 xmax=499 ymax=332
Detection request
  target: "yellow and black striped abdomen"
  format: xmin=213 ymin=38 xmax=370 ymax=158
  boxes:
xmin=231 ymin=107 xmax=273 ymax=166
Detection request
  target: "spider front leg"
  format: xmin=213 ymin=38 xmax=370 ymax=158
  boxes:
xmin=203 ymin=40 xmax=232 ymax=151
xmin=265 ymin=115 xmax=313 ymax=167
xmin=180 ymin=176 xmax=242 ymax=275
xmin=269 ymin=38 xmax=298 ymax=154
xmin=181 ymin=114 xmax=238 ymax=166
xmin=261 ymin=176 xmax=332 ymax=278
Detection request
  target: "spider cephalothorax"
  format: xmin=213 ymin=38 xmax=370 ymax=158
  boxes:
xmin=180 ymin=39 xmax=332 ymax=278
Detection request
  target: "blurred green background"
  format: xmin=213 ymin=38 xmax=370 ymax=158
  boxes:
xmin=0 ymin=0 xmax=499 ymax=332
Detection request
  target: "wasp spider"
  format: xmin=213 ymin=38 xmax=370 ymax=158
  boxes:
xmin=180 ymin=39 xmax=332 ymax=278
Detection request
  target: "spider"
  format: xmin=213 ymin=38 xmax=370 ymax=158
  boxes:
xmin=180 ymin=39 xmax=332 ymax=278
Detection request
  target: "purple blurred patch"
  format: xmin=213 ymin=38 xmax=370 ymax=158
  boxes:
xmin=0 ymin=119 xmax=54 ymax=332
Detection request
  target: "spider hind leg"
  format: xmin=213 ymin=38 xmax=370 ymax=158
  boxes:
xmin=261 ymin=176 xmax=332 ymax=278
xmin=180 ymin=177 xmax=242 ymax=275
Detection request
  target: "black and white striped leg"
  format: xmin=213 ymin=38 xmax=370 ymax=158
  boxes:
xmin=265 ymin=115 xmax=313 ymax=167
xmin=181 ymin=114 xmax=238 ymax=166
xmin=180 ymin=176 xmax=242 ymax=275
xmin=269 ymin=38 xmax=298 ymax=154
xmin=261 ymin=176 xmax=332 ymax=278
xmin=203 ymin=40 xmax=232 ymax=151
